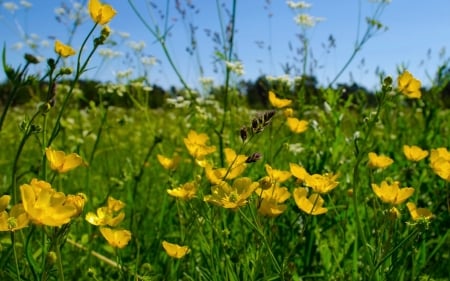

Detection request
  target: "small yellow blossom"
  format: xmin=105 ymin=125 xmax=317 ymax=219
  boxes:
xmin=283 ymin=108 xmax=294 ymax=117
xmin=268 ymin=91 xmax=292 ymax=108
xmin=371 ymin=181 xmax=414 ymax=205
xmin=162 ymin=241 xmax=190 ymax=259
xmin=204 ymin=178 xmax=258 ymax=210
xmin=88 ymin=0 xmax=117 ymax=25
xmin=167 ymin=181 xmax=197 ymax=200
xmin=85 ymin=196 xmax=125 ymax=227
xmin=255 ymin=184 xmax=291 ymax=217
xmin=205 ymin=148 xmax=247 ymax=184
xmin=0 ymin=195 xmax=29 ymax=232
xmin=99 ymin=227 xmax=131 ymax=249
xmin=398 ymin=70 xmax=421 ymax=99
xmin=403 ymin=145 xmax=429 ymax=162
xmin=54 ymin=40 xmax=76 ymax=57
xmin=304 ymin=173 xmax=339 ymax=194
xmin=183 ymin=130 xmax=216 ymax=160
xmin=265 ymin=164 xmax=291 ymax=184
xmin=368 ymin=152 xmax=394 ymax=169
xmin=45 ymin=147 xmax=85 ymax=173
xmin=429 ymin=148 xmax=450 ymax=182
xmin=406 ymin=202 xmax=434 ymax=221
xmin=286 ymin=117 xmax=308 ymax=134
xmin=157 ymin=154 xmax=181 ymax=170
xmin=20 ymin=179 xmax=80 ymax=227
xmin=289 ymin=163 xmax=309 ymax=182
xmin=293 ymin=187 xmax=327 ymax=215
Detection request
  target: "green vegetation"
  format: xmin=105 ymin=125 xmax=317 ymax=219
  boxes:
xmin=1 ymin=1 xmax=449 ymax=280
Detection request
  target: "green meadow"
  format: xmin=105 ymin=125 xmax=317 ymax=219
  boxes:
xmin=1 ymin=1 xmax=449 ymax=280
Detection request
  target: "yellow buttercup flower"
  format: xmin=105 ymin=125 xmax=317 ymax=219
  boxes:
xmin=286 ymin=117 xmax=308 ymax=134
xmin=283 ymin=108 xmax=294 ymax=118
xmin=255 ymin=184 xmax=291 ymax=217
xmin=167 ymin=181 xmax=197 ymax=200
xmin=403 ymin=145 xmax=429 ymax=162
xmin=204 ymin=177 xmax=258 ymax=210
xmin=99 ymin=227 xmax=131 ymax=249
xmin=45 ymin=147 xmax=85 ymax=173
xmin=0 ymin=195 xmax=29 ymax=232
xmin=265 ymin=164 xmax=291 ymax=184
xmin=398 ymin=70 xmax=421 ymax=99
xmin=368 ymin=152 xmax=394 ymax=169
xmin=429 ymin=148 xmax=450 ymax=182
xmin=88 ymin=0 xmax=117 ymax=25
xmin=406 ymin=202 xmax=434 ymax=221
xmin=20 ymin=179 xmax=80 ymax=227
xmin=371 ymin=180 xmax=414 ymax=205
xmin=54 ymin=40 xmax=76 ymax=57
xmin=183 ymin=130 xmax=216 ymax=160
xmin=268 ymin=91 xmax=292 ymax=108
xmin=162 ymin=241 xmax=190 ymax=259
xmin=157 ymin=154 xmax=181 ymax=170
xmin=289 ymin=163 xmax=309 ymax=182
xmin=304 ymin=173 xmax=339 ymax=194
xmin=430 ymin=158 xmax=450 ymax=182
xmin=85 ymin=196 xmax=125 ymax=227
xmin=205 ymin=148 xmax=247 ymax=184
xmin=293 ymin=187 xmax=327 ymax=215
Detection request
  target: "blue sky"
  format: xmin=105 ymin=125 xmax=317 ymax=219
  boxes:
xmin=1 ymin=0 xmax=449 ymax=91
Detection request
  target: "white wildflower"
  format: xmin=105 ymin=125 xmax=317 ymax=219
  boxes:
xmin=294 ymin=13 xmax=325 ymax=28
xmin=3 ymin=2 xmax=19 ymax=12
xmin=286 ymin=1 xmax=312 ymax=9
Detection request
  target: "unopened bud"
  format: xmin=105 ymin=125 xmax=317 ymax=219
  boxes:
xmin=246 ymin=152 xmax=262 ymax=163
xmin=240 ymin=126 xmax=248 ymax=142
xmin=24 ymin=53 xmax=39 ymax=64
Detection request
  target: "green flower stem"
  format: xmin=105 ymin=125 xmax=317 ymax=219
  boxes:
xmin=238 ymin=208 xmax=282 ymax=276
xmin=351 ymin=89 xmax=387 ymax=278
xmin=11 ymin=232 xmax=22 ymax=281
xmin=11 ymin=109 xmax=42 ymax=203
xmin=54 ymin=234 xmax=65 ymax=281
xmin=47 ymin=24 xmax=98 ymax=147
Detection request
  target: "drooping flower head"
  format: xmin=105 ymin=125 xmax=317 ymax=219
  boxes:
xmin=88 ymin=0 xmax=117 ymax=25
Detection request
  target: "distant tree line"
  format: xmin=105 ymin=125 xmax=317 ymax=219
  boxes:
xmin=1 ymin=71 xmax=450 ymax=109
